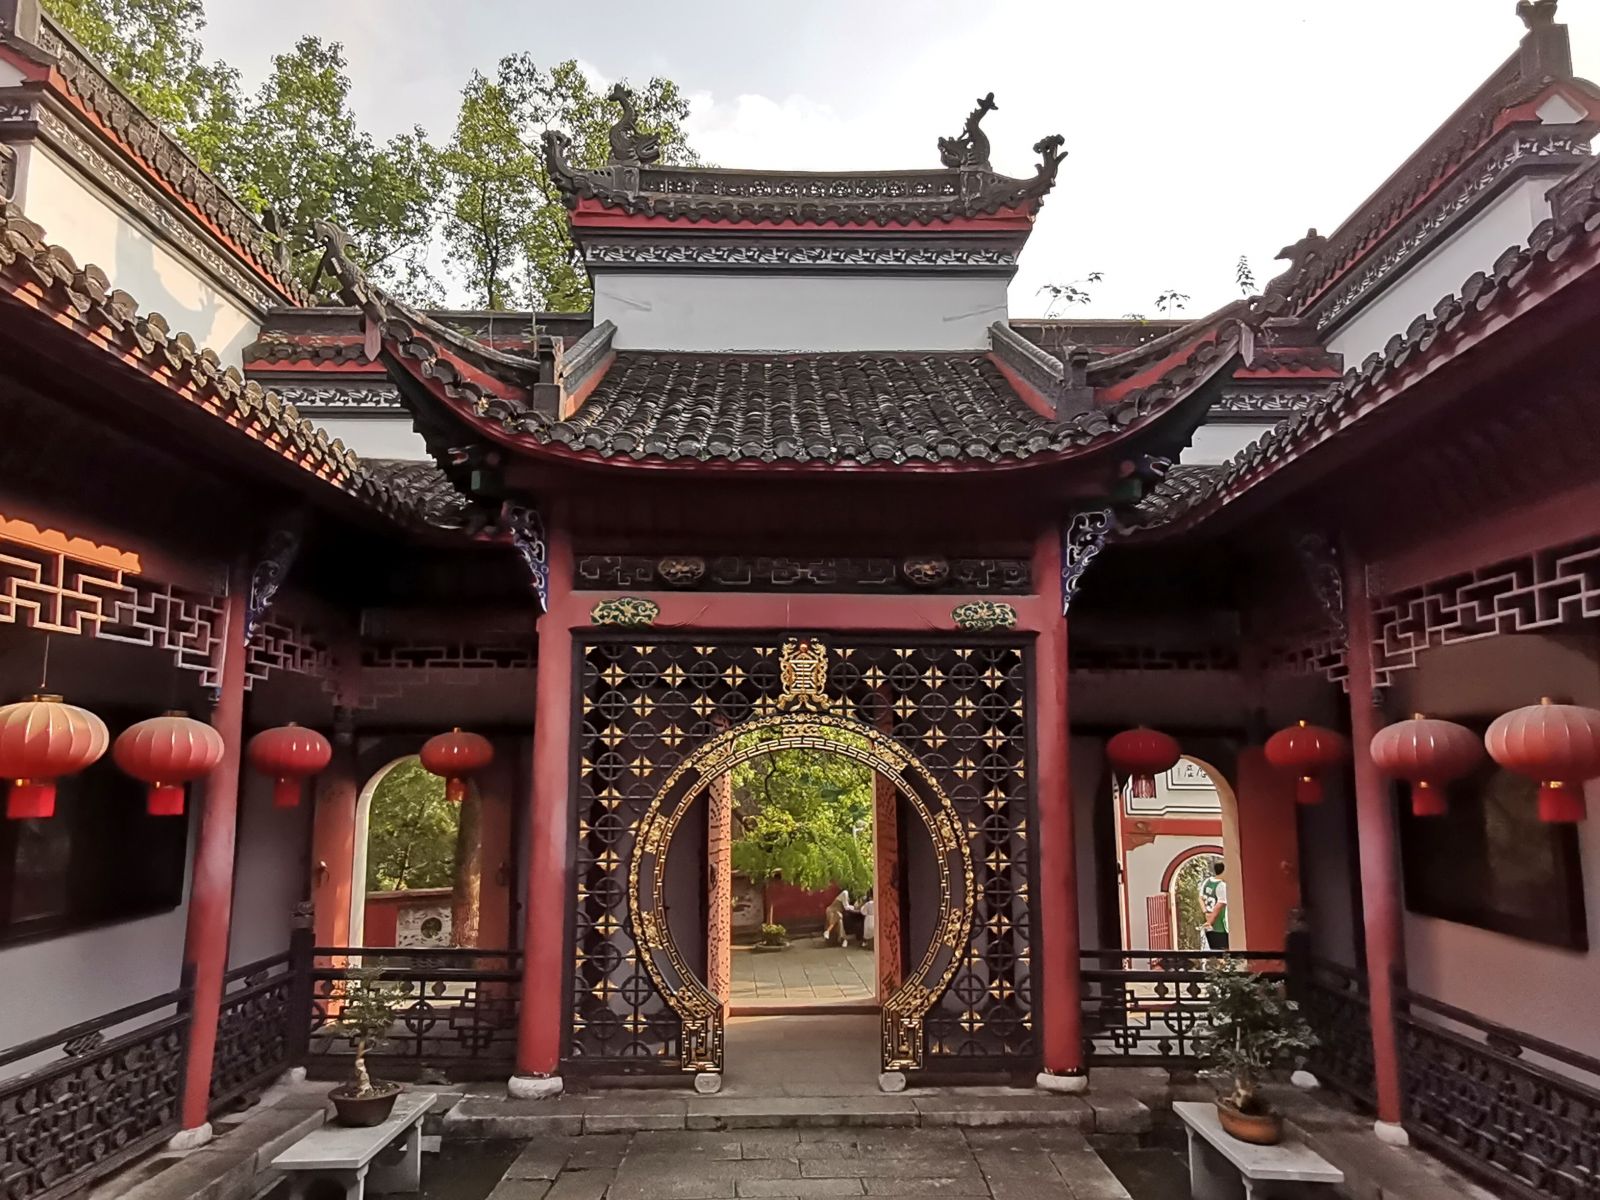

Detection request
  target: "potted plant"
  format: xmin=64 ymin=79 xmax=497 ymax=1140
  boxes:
xmin=1196 ymin=959 xmax=1316 ymax=1145
xmin=753 ymin=922 xmax=789 ymax=952
xmin=328 ymin=965 xmax=405 ymax=1126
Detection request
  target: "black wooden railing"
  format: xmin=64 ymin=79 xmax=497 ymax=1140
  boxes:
xmin=307 ymin=947 xmax=521 ymax=1080
xmin=0 ymin=984 xmax=191 ymax=1200
xmin=1291 ymin=955 xmax=1375 ymax=1108
xmin=208 ymin=939 xmax=310 ymax=1114
xmin=1397 ymin=986 xmax=1600 ymax=1200
xmin=1079 ymin=949 xmax=1286 ymax=1066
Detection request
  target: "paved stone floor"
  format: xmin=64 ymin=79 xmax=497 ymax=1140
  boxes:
xmin=483 ymin=1127 xmax=1163 ymax=1199
xmin=731 ymin=939 xmax=875 ymax=1006
xmin=721 ymin=1013 xmax=880 ymax=1096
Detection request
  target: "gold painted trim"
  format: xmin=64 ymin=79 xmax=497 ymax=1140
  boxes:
xmin=628 ymin=711 xmax=975 ymax=1074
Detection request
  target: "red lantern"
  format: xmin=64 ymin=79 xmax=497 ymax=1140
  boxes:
xmin=113 ymin=711 xmax=225 ymax=817
xmin=247 ymin=723 xmax=332 ymax=808
xmin=1106 ymin=727 xmax=1182 ymax=800
xmin=1485 ymin=697 xmax=1600 ymax=823
xmin=0 ymin=694 xmax=110 ymax=819
xmin=1370 ymin=714 xmax=1482 ymax=817
xmin=1265 ymin=719 xmax=1348 ymax=805
xmin=420 ymin=728 xmax=494 ymax=803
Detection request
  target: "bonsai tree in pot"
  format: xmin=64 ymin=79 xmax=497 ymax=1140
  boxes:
xmin=755 ymin=922 xmax=789 ymax=951
xmin=1196 ymin=959 xmax=1317 ymax=1145
xmin=328 ymin=965 xmax=406 ymax=1126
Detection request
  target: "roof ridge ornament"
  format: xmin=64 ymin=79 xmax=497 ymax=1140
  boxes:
xmin=939 ymin=92 xmax=998 ymax=171
xmin=1517 ymin=0 xmax=1558 ymax=31
xmin=606 ymin=83 xmax=662 ymax=168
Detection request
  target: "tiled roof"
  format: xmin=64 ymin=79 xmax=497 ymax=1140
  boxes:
xmin=1121 ymin=154 xmax=1600 ymax=539
xmin=0 ymin=201 xmax=461 ymax=532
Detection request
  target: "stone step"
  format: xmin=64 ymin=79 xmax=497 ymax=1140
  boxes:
xmin=445 ymin=1088 xmax=1150 ymax=1138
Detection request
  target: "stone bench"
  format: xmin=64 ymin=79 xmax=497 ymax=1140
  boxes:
xmin=272 ymin=1092 xmax=432 ymax=1199
xmin=1174 ymin=1101 xmax=1344 ymax=1200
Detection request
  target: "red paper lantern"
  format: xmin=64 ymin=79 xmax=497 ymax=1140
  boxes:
xmin=1106 ymin=727 xmax=1182 ymax=800
xmin=113 ymin=711 xmax=225 ymax=817
xmin=247 ymin=723 xmax=332 ymax=808
xmin=1265 ymin=719 xmax=1348 ymax=805
xmin=1485 ymin=697 xmax=1600 ymax=823
xmin=1370 ymin=714 xmax=1482 ymax=818
xmin=420 ymin=728 xmax=494 ymax=803
xmin=0 ymin=694 xmax=110 ymax=819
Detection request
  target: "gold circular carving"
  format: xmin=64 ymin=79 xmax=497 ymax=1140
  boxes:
xmin=628 ymin=711 xmax=975 ymax=1075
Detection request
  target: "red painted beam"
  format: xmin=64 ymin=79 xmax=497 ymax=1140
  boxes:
xmin=549 ymin=589 xmax=1053 ymax=633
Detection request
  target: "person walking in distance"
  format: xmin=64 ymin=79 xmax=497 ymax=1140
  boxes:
xmin=1200 ymin=860 xmax=1230 ymax=951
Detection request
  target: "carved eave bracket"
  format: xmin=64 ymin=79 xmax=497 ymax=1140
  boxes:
xmin=505 ymin=503 xmax=550 ymax=612
xmin=1061 ymin=508 xmax=1113 ymax=614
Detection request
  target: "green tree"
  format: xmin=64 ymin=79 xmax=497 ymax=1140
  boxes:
xmin=728 ymin=735 xmax=874 ymax=924
xmin=209 ymin=37 xmax=442 ymax=295
xmin=43 ymin=0 xmax=235 ymax=146
xmin=441 ymin=55 xmax=698 ymax=311
xmin=365 ymin=758 xmax=459 ymax=893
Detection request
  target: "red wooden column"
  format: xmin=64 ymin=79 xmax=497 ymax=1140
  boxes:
xmin=511 ymin=515 xmax=576 ymax=1098
xmin=1343 ymin=543 xmax=1410 ymax=1144
xmin=1033 ymin=526 xmax=1086 ymax=1092
xmin=872 ymin=774 xmax=904 ymax=999
xmin=173 ymin=561 xmax=250 ymax=1145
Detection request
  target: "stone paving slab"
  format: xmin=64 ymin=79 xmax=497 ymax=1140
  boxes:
xmin=477 ymin=1128 xmax=1132 ymax=1200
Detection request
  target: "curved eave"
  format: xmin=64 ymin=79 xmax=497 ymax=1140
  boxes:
xmin=1122 ymin=186 xmax=1600 ymax=543
xmin=379 ymin=333 xmax=1241 ymax=482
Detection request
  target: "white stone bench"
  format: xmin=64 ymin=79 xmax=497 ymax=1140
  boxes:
xmin=272 ymin=1092 xmax=432 ymax=1199
xmin=1174 ymin=1101 xmax=1345 ymax=1200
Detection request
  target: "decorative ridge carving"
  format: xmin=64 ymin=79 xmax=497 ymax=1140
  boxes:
xmin=606 ymin=84 xmax=661 ymax=168
xmin=540 ymin=123 xmax=1067 ymax=226
xmin=556 ymin=318 xmax=616 ymax=397
xmin=1517 ymin=0 xmax=1558 ymax=31
xmin=1121 ymin=160 xmax=1600 ymax=539
xmin=0 ymin=199 xmax=452 ymax=531
xmin=938 ymin=92 xmax=996 ymax=171
xmin=24 ymin=12 xmax=306 ymax=303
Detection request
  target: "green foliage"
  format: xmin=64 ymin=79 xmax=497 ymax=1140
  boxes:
xmin=43 ymin=0 xmax=235 ymax=144
xmin=1171 ymin=855 xmax=1218 ymax=952
xmin=332 ymin=965 xmax=403 ymax=1094
xmin=759 ymin=923 xmax=787 ymax=945
xmin=441 ymin=55 xmax=698 ymax=311
xmin=365 ymin=758 xmax=458 ymax=893
xmin=207 ymin=37 xmax=443 ymax=294
xmin=729 ymin=733 xmax=874 ymax=898
xmin=1196 ymin=960 xmax=1317 ymax=1112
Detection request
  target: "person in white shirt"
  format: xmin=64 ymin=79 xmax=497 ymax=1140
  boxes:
xmin=861 ymin=891 xmax=877 ymax=950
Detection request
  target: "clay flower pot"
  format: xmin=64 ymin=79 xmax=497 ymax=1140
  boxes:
xmin=1216 ymin=1098 xmax=1284 ymax=1145
xmin=329 ymin=1080 xmax=403 ymax=1127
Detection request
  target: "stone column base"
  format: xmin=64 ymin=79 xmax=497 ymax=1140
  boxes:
xmin=694 ymin=1072 xmax=723 ymax=1095
xmin=1374 ymin=1119 xmax=1410 ymax=1147
xmin=508 ymin=1074 xmax=564 ymax=1100
xmin=1036 ymin=1070 xmax=1089 ymax=1095
xmin=167 ymin=1122 xmax=214 ymax=1151
xmin=877 ymin=1071 xmax=907 ymax=1094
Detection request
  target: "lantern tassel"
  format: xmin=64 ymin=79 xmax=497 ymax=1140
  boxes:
xmin=147 ymin=784 xmax=186 ymax=818
xmin=7 ymin=780 xmax=54 ymax=820
xmin=1411 ymin=784 xmax=1448 ymax=818
xmin=273 ymin=777 xmax=303 ymax=809
xmin=446 ymin=777 xmax=467 ymax=805
xmin=1539 ymin=782 xmax=1586 ymax=824
xmin=1295 ymin=776 xmax=1324 ymax=805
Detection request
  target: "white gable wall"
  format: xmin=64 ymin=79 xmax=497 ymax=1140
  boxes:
xmin=1180 ymin=422 xmax=1279 ymax=466
xmin=15 ymin=145 xmax=260 ymax=366
xmin=595 ymin=271 xmax=1008 ymax=352
xmin=1326 ymin=176 xmax=1553 ymax=366
xmin=312 ymin=417 xmax=429 ymax=461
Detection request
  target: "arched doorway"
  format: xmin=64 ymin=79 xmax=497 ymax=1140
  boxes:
xmin=348 ymin=755 xmax=484 ymax=950
xmin=632 ymin=711 xmax=972 ymax=1077
xmin=1115 ymin=753 xmax=1245 ymax=952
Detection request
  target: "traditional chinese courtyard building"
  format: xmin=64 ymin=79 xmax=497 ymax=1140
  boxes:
xmin=2 ymin=1 xmax=1600 ymax=1196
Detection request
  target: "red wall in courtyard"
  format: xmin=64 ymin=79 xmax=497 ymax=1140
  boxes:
xmin=764 ymin=881 xmax=841 ymax=931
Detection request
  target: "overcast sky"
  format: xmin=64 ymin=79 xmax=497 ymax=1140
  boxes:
xmin=202 ymin=0 xmax=1597 ymax=318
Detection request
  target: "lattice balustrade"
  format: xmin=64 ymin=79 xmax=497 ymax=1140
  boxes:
xmin=352 ymin=640 xmax=538 ymax=707
xmin=0 ymin=533 xmax=136 ymax=635
xmin=246 ymin=616 xmax=333 ymax=689
xmin=1372 ymin=536 xmax=1600 ymax=687
xmin=209 ymin=952 xmax=299 ymax=1113
xmin=1261 ymin=629 xmax=1349 ymax=687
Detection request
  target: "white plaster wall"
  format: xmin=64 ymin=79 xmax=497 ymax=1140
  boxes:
xmin=0 ymin=824 xmax=193 ymax=1055
xmin=18 ymin=147 xmax=259 ymax=365
xmin=312 ymin=417 xmax=429 ymax=461
xmin=594 ymin=271 xmax=1008 ymax=352
xmin=227 ymin=771 xmax=310 ymax=967
xmin=1181 ymin=423 xmax=1277 ymax=466
xmin=1326 ymin=177 xmax=1552 ymax=366
xmin=1393 ymin=633 xmax=1600 ymax=1057
xmin=1125 ymin=835 xmax=1218 ymax=950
